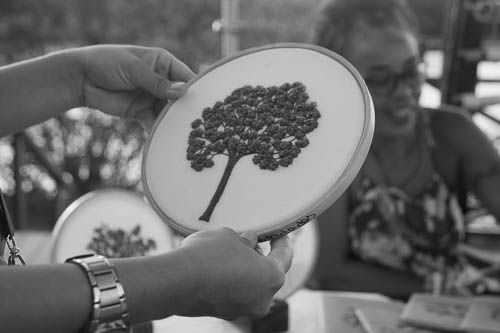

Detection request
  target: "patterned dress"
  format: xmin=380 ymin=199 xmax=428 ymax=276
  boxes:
xmin=349 ymin=174 xmax=466 ymax=293
xmin=348 ymin=110 xmax=498 ymax=295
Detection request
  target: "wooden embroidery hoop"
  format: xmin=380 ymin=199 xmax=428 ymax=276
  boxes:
xmin=142 ymin=42 xmax=374 ymax=242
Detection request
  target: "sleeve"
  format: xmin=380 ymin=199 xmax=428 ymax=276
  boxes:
xmin=435 ymin=109 xmax=500 ymax=220
xmin=446 ymin=111 xmax=500 ymax=190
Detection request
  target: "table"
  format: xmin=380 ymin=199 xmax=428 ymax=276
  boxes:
xmin=153 ymin=289 xmax=392 ymax=333
xmin=153 ymin=289 xmax=324 ymax=333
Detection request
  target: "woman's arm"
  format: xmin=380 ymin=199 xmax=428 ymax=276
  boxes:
xmin=1 ymin=252 xmax=186 ymax=333
xmin=312 ymin=192 xmax=423 ymax=300
xmin=439 ymin=110 xmax=500 ymax=220
xmin=0 ymin=45 xmax=192 ymax=136
xmin=0 ymin=228 xmax=292 ymax=333
xmin=0 ymin=50 xmax=82 ymax=136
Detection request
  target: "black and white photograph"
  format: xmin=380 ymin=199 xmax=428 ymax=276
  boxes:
xmin=0 ymin=1 xmax=499 ymax=332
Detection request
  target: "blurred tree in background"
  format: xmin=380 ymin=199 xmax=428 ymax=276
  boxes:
xmin=0 ymin=0 xmax=221 ymax=228
xmin=0 ymin=0 xmax=446 ymax=229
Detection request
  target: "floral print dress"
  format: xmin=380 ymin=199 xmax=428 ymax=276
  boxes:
xmin=348 ymin=109 xmax=481 ymax=294
xmin=348 ymin=109 xmax=500 ymax=295
xmin=349 ymin=173 xmax=466 ymax=293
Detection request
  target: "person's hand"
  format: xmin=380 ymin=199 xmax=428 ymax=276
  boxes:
xmin=76 ymin=45 xmax=195 ymax=130
xmin=176 ymin=228 xmax=293 ymax=320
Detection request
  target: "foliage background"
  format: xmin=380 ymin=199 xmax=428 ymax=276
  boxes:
xmin=0 ymin=0 xmax=447 ymax=229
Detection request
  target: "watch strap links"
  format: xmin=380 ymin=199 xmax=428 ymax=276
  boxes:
xmin=66 ymin=254 xmax=131 ymax=333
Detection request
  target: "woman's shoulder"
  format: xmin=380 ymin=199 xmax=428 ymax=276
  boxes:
xmin=425 ymin=106 xmax=480 ymax=144
xmin=424 ymin=106 xmax=499 ymax=168
xmin=426 ymin=105 xmax=473 ymax=129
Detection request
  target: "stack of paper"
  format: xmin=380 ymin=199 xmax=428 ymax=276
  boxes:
xmin=400 ymin=294 xmax=500 ymax=333
xmin=319 ymin=292 xmax=500 ymax=333
xmin=460 ymin=297 xmax=500 ymax=333
xmin=355 ymin=302 xmax=438 ymax=333
xmin=400 ymin=293 xmax=471 ymax=331
xmin=319 ymin=292 xmax=397 ymax=333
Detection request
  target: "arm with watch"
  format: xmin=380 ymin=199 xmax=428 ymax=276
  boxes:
xmin=0 ymin=45 xmax=293 ymax=333
xmin=1 ymin=229 xmax=290 ymax=333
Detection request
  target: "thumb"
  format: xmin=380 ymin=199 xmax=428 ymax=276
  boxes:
xmin=239 ymin=231 xmax=258 ymax=249
xmin=134 ymin=109 xmax=155 ymax=133
xmin=132 ymin=98 xmax=168 ymax=132
xmin=128 ymin=60 xmax=187 ymax=100
xmin=267 ymin=235 xmax=293 ymax=273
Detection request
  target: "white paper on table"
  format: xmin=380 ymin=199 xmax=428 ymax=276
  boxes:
xmin=318 ymin=292 xmax=394 ymax=333
xmin=401 ymin=293 xmax=471 ymax=332
xmin=459 ymin=296 xmax=500 ymax=333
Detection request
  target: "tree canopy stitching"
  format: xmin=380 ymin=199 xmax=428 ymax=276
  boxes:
xmin=187 ymin=82 xmax=321 ymax=222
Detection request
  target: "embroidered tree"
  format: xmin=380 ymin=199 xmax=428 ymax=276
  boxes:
xmin=87 ymin=224 xmax=157 ymax=258
xmin=187 ymin=82 xmax=321 ymax=222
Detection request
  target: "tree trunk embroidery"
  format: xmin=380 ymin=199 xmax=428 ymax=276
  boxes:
xmin=199 ymin=156 xmax=240 ymax=221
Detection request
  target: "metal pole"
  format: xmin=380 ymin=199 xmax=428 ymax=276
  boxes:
xmin=441 ymin=0 xmax=483 ymax=106
xmin=220 ymin=0 xmax=240 ymax=57
xmin=440 ymin=0 xmax=464 ymax=105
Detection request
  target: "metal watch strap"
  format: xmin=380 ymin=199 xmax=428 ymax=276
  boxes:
xmin=66 ymin=254 xmax=131 ymax=333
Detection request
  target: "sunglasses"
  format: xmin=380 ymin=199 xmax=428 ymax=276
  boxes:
xmin=364 ymin=61 xmax=425 ymax=96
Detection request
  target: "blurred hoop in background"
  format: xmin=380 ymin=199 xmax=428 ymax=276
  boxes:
xmin=50 ymin=188 xmax=176 ymax=263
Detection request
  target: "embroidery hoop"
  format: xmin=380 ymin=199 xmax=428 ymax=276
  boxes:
xmin=50 ymin=188 xmax=176 ymax=263
xmin=142 ymin=42 xmax=374 ymax=241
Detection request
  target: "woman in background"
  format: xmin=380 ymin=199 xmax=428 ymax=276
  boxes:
xmin=310 ymin=0 xmax=500 ymax=300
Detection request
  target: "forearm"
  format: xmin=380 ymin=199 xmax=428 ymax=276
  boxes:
xmin=475 ymin=173 xmax=500 ymax=222
xmin=0 ymin=50 xmax=83 ymax=137
xmin=0 ymin=263 xmax=91 ymax=333
xmin=315 ymin=260 xmax=423 ymax=300
xmin=0 ymin=252 xmax=195 ymax=333
xmin=115 ymin=250 xmax=196 ymax=323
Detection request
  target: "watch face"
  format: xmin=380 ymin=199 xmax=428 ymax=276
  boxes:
xmin=142 ymin=43 xmax=374 ymax=241
xmin=50 ymin=188 xmax=176 ymax=263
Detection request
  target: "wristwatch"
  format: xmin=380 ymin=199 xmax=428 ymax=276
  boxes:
xmin=66 ymin=254 xmax=131 ymax=333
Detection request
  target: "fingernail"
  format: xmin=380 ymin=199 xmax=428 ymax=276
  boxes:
xmin=169 ymin=81 xmax=186 ymax=92
xmin=239 ymin=231 xmax=258 ymax=245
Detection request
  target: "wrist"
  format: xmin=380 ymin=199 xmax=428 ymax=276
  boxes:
xmin=153 ymin=250 xmax=201 ymax=317
xmin=112 ymin=251 xmax=200 ymax=322
xmin=66 ymin=254 xmax=131 ymax=333
xmin=37 ymin=48 xmax=86 ymax=110
xmin=58 ymin=47 xmax=87 ymax=109
xmin=161 ymin=248 xmax=202 ymax=316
